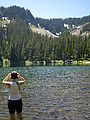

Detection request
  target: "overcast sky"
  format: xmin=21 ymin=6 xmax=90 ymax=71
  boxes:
xmin=1 ymin=0 xmax=90 ymax=19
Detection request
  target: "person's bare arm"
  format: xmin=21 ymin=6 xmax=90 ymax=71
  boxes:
xmin=2 ymin=73 xmax=11 ymax=88
xmin=17 ymin=73 xmax=25 ymax=85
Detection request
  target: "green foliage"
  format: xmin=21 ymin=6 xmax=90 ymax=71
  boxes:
xmin=0 ymin=19 xmax=90 ymax=66
xmin=36 ymin=16 xmax=90 ymax=34
xmin=36 ymin=18 xmax=64 ymax=34
xmin=0 ymin=6 xmax=90 ymax=35
xmin=0 ymin=6 xmax=90 ymax=66
xmin=0 ymin=6 xmax=37 ymax=26
xmin=83 ymin=23 xmax=90 ymax=32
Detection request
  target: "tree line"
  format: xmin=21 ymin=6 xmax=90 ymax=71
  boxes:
xmin=0 ymin=19 xmax=90 ymax=66
xmin=36 ymin=16 xmax=90 ymax=34
xmin=0 ymin=6 xmax=90 ymax=35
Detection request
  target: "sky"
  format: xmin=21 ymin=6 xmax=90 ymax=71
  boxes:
xmin=0 ymin=0 xmax=90 ymax=19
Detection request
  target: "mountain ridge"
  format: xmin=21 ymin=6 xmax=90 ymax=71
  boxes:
xmin=0 ymin=5 xmax=90 ymax=37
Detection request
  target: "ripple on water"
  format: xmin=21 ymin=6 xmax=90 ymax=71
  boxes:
xmin=0 ymin=66 xmax=90 ymax=119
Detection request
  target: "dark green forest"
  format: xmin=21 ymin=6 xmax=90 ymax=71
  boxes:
xmin=0 ymin=19 xmax=90 ymax=66
xmin=0 ymin=6 xmax=90 ymax=66
xmin=0 ymin=6 xmax=90 ymax=34
xmin=36 ymin=16 xmax=90 ymax=34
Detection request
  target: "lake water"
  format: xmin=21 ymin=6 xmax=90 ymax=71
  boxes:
xmin=0 ymin=66 xmax=90 ymax=120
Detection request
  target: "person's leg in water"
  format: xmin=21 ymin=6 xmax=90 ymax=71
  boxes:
xmin=16 ymin=99 xmax=23 ymax=120
xmin=8 ymin=100 xmax=16 ymax=120
xmin=9 ymin=114 xmax=16 ymax=120
xmin=17 ymin=113 xmax=22 ymax=120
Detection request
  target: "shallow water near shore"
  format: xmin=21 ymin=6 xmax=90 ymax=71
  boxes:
xmin=0 ymin=66 xmax=90 ymax=120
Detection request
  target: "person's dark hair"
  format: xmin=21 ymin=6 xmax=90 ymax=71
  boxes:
xmin=11 ymin=71 xmax=18 ymax=79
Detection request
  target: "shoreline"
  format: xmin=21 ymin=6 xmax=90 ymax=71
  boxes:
xmin=3 ymin=60 xmax=90 ymax=67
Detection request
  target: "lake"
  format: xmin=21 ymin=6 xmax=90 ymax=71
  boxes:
xmin=0 ymin=66 xmax=90 ymax=120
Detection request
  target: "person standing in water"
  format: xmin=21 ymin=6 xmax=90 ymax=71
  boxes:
xmin=2 ymin=71 xmax=25 ymax=120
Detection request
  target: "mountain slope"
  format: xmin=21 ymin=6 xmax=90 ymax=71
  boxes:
xmin=0 ymin=6 xmax=37 ymax=26
xmin=0 ymin=6 xmax=90 ymax=37
xmin=30 ymin=24 xmax=59 ymax=38
xmin=36 ymin=16 xmax=90 ymax=35
xmin=71 ymin=22 xmax=90 ymax=36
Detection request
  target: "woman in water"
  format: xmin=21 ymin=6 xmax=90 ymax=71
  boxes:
xmin=2 ymin=71 xmax=25 ymax=120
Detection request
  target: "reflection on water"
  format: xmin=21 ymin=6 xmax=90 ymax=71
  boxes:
xmin=0 ymin=66 xmax=90 ymax=120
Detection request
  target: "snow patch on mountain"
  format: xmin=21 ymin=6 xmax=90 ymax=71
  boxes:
xmin=71 ymin=22 xmax=90 ymax=36
xmin=30 ymin=24 xmax=59 ymax=38
xmin=64 ymin=24 xmax=70 ymax=29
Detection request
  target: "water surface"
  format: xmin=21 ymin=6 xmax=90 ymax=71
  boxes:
xmin=0 ymin=66 xmax=90 ymax=120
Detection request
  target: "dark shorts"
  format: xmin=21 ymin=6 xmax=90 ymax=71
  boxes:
xmin=8 ymin=99 xmax=23 ymax=114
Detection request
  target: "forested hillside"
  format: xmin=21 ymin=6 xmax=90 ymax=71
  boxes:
xmin=0 ymin=6 xmax=90 ymax=66
xmin=0 ymin=6 xmax=37 ymax=26
xmin=0 ymin=6 xmax=90 ymax=34
xmin=36 ymin=16 xmax=90 ymax=34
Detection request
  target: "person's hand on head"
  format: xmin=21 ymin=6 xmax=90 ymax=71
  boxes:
xmin=8 ymin=73 xmax=11 ymax=79
xmin=17 ymin=73 xmax=20 ymax=78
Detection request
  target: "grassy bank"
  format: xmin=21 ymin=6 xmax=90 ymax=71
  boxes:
xmin=25 ymin=60 xmax=90 ymax=66
xmin=2 ymin=59 xmax=90 ymax=67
